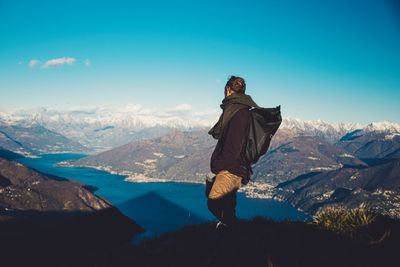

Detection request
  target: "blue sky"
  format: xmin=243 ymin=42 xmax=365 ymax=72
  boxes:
xmin=0 ymin=0 xmax=399 ymax=123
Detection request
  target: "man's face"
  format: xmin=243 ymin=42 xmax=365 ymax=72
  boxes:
xmin=224 ymin=86 xmax=232 ymax=98
xmin=225 ymin=86 xmax=234 ymax=98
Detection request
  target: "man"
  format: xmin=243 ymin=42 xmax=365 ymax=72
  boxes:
xmin=207 ymin=76 xmax=257 ymax=229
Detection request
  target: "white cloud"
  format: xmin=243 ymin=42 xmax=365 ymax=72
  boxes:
xmin=194 ymin=109 xmax=220 ymax=124
xmin=42 ymin=57 xmax=76 ymax=68
xmin=194 ymin=109 xmax=219 ymax=117
xmin=166 ymin=104 xmax=192 ymax=113
xmin=117 ymin=103 xmax=154 ymax=115
xmin=85 ymin=59 xmax=90 ymax=66
xmin=29 ymin=59 xmax=40 ymax=68
xmin=118 ymin=103 xmax=143 ymax=113
xmin=18 ymin=61 xmax=23 ymax=65
xmin=216 ymin=79 xmax=221 ymax=84
xmin=66 ymin=105 xmax=103 ymax=114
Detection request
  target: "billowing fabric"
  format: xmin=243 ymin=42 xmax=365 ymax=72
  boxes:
xmin=245 ymin=106 xmax=282 ymax=165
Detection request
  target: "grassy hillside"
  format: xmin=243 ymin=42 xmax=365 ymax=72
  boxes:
xmin=118 ymin=212 xmax=399 ymax=267
xmin=1 ymin=208 xmax=398 ymax=267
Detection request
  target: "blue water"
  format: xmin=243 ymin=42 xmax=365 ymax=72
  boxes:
xmin=16 ymin=154 xmax=310 ymax=238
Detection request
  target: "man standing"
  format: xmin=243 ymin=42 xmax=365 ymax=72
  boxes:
xmin=207 ymin=76 xmax=257 ymax=229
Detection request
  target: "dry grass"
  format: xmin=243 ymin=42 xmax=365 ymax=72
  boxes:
xmin=315 ymin=206 xmax=378 ymax=235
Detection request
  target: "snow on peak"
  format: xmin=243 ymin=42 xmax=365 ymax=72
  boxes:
xmin=0 ymin=104 xmax=217 ymax=130
xmin=1 ymin=106 xmax=399 ymax=146
xmin=280 ymin=117 xmax=364 ymax=141
xmin=365 ymin=121 xmax=400 ymax=133
xmin=281 ymin=118 xmax=400 ymax=134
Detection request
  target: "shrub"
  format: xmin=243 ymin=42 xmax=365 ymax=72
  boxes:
xmin=315 ymin=206 xmax=377 ymax=235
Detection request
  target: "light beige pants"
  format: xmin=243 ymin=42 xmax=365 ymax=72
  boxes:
xmin=208 ymin=170 xmax=242 ymax=199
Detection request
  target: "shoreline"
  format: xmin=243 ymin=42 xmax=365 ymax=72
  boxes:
xmin=55 ymin=160 xmax=288 ymax=201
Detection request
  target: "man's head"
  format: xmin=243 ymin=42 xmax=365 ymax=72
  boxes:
xmin=225 ymin=76 xmax=246 ymax=97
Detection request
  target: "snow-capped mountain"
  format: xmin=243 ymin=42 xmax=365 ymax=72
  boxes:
xmin=280 ymin=118 xmax=364 ymax=143
xmin=0 ymin=106 xmax=399 ymax=149
xmin=0 ymin=105 xmax=216 ymax=149
xmin=0 ymin=121 xmax=89 ymax=156
xmin=364 ymin=121 xmax=400 ymax=133
xmin=0 ymin=106 xmax=214 ymax=130
xmin=280 ymin=118 xmax=400 ymax=143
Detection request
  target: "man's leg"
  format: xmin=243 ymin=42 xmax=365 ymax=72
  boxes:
xmin=220 ymin=189 xmax=238 ymax=225
xmin=207 ymin=197 xmax=224 ymax=222
xmin=207 ymin=170 xmax=241 ymax=225
xmin=208 ymin=170 xmax=241 ymax=200
xmin=207 ymin=190 xmax=238 ymax=225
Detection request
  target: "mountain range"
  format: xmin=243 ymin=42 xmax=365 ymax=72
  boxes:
xmin=2 ymin=107 xmax=399 ymax=149
xmin=276 ymin=159 xmax=400 ymax=218
xmin=0 ymin=107 xmax=210 ymax=149
xmin=60 ymin=121 xmax=400 ymax=218
xmin=0 ymin=120 xmax=89 ymax=156
xmin=1 ymin=107 xmax=399 ymax=218
xmin=337 ymin=128 xmax=400 ymax=159
xmin=57 ymin=129 xmax=216 ymax=183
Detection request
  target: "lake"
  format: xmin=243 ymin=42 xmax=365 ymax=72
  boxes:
xmin=16 ymin=154 xmax=310 ymax=239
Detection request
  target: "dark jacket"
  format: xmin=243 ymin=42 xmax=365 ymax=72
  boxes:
xmin=210 ymin=108 xmax=252 ymax=184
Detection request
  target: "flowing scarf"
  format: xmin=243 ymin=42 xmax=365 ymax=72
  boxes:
xmin=208 ymin=93 xmax=258 ymax=140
